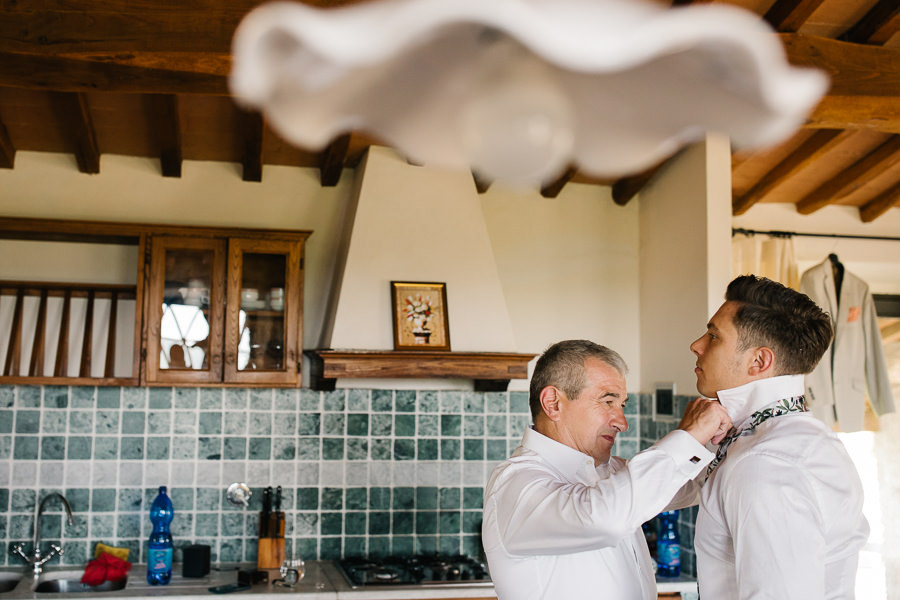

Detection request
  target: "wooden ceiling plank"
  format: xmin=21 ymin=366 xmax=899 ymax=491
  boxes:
xmin=540 ymin=166 xmax=577 ymax=199
xmin=0 ymin=51 xmax=229 ymax=94
xmin=796 ymin=135 xmax=900 ymax=214
xmin=0 ymin=116 xmax=14 ymax=168
xmin=611 ymin=161 xmax=668 ymax=206
xmin=733 ymin=129 xmax=852 ymax=215
xmin=808 ymin=95 xmax=900 ymax=134
xmin=859 ymin=182 xmax=900 ymax=222
xmin=319 ymin=133 xmax=350 ymax=187
xmin=49 ymin=91 xmax=100 ymax=173
xmin=839 ymin=0 xmax=900 ymax=45
xmin=146 ymin=93 xmax=182 ymax=177
xmin=239 ymin=109 xmax=263 ymax=182
xmin=764 ymin=0 xmax=827 ymax=33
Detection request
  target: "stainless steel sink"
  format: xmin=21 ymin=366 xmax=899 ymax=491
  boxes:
xmin=34 ymin=577 xmax=127 ymax=593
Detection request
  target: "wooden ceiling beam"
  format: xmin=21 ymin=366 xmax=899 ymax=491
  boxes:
xmin=859 ymin=182 xmax=900 ymax=223
xmin=764 ymin=0 xmax=827 ymax=33
xmin=839 ymin=0 xmax=900 ymax=45
xmin=733 ymin=129 xmax=852 ymax=215
xmin=796 ymin=135 xmax=900 ymax=214
xmin=49 ymin=92 xmax=99 ymax=174
xmin=611 ymin=160 xmax=668 ymax=206
xmin=0 ymin=116 xmax=14 ymax=169
xmin=472 ymin=173 xmax=492 ymax=194
xmin=239 ymin=109 xmax=264 ymax=182
xmin=319 ymin=134 xmax=350 ymax=187
xmin=540 ymin=166 xmax=577 ymax=198
xmin=146 ymin=94 xmax=182 ymax=177
xmin=779 ymin=34 xmax=900 ymax=98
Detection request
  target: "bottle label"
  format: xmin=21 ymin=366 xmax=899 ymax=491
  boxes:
xmin=148 ymin=548 xmax=173 ymax=572
xmin=657 ymin=543 xmax=680 ymax=567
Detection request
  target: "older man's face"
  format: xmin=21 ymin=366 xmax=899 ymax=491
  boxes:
xmin=554 ymin=357 xmax=629 ymax=466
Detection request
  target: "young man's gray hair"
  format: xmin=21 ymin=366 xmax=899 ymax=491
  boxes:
xmin=528 ymin=340 xmax=628 ymax=421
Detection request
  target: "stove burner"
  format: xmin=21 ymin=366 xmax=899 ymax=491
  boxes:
xmin=336 ymin=554 xmax=491 ymax=588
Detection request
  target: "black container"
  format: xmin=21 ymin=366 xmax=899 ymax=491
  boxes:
xmin=182 ymin=544 xmax=211 ymax=578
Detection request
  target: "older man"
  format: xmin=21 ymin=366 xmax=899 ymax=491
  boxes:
xmin=691 ymin=275 xmax=869 ymax=599
xmin=482 ymin=339 xmax=731 ymax=600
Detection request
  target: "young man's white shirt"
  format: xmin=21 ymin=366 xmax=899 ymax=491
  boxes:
xmin=696 ymin=375 xmax=870 ymax=599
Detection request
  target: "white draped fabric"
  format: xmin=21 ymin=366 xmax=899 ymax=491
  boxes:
xmin=732 ymin=232 xmax=799 ymax=289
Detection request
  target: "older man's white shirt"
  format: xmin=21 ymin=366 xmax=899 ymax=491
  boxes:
xmin=483 ymin=427 xmax=712 ymax=600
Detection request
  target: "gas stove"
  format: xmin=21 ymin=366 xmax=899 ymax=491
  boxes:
xmin=334 ymin=554 xmax=492 ymax=588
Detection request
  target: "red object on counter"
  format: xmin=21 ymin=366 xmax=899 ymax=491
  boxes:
xmin=81 ymin=552 xmax=132 ymax=586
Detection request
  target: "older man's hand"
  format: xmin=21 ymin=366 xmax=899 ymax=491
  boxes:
xmin=678 ymin=398 xmax=732 ymax=445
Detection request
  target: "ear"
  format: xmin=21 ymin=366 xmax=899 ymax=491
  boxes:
xmin=539 ymin=386 xmax=564 ymax=421
xmin=748 ymin=346 xmax=775 ymax=376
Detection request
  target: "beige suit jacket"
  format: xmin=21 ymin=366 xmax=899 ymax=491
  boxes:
xmin=799 ymin=259 xmax=894 ymax=432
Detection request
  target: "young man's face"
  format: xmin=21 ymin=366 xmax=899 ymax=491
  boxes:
xmin=554 ymin=357 xmax=629 ymax=466
xmin=690 ymin=301 xmax=756 ymax=398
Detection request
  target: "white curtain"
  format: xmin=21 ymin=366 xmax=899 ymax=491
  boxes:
xmin=732 ymin=232 xmax=799 ymax=289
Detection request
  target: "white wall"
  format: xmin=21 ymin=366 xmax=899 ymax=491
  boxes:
xmin=637 ymin=133 xmax=733 ymax=396
xmin=481 ymin=179 xmax=641 ymax=390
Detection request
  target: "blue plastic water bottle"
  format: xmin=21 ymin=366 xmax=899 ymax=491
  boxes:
xmin=147 ymin=486 xmax=174 ymax=585
xmin=656 ymin=510 xmax=681 ymax=577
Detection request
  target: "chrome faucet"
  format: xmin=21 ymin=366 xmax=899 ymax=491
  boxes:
xmin=10 ymin=493 xmax=75 ymax=575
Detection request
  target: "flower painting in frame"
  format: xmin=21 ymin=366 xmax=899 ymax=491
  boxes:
xmin=390 ymin=281 xmax=451 ymax=351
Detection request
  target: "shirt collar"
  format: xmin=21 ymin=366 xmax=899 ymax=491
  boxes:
xmin=521 ymin=426 xmax=598 ymax=479
xmin=715 ymin=374 xmax=805 ymax=429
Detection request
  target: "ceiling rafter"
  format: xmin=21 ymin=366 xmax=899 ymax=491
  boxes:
xmin=146 ymin=93 xmax=182 ymax=178
xmin=796 ymin=135 xmax=900 ymax=214
xmin=472 ymin=173 xmax=492 ymax=194
xmin=319 ymin=134 xmax=350 ymax=187
xmin=238 ymin=109 xmax=263 ymax=182
xmin=732 ymin=129 xmax=853 ymax=215
xmin=540 ymin=166 xmax=577 ymax=198
xmin=764 ymin=0 xmax=827 ymax=32
xmin=839 ymin=0 xmax=900 ymax=45
xmin=860 ymin=181 xmax=900 ymax=222
xmin=49 ymin=91 xmax=99 ymax=174
xmin=0 ymin=116 xmax=14 ymax=169
xmin=611 ymin=162 xmax=666 ymax=206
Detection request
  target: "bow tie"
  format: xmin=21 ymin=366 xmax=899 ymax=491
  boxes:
xmin=705 ymin=395 xmax=808 ymax=480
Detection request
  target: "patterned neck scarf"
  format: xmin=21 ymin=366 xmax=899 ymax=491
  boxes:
xmin=705 ymin=395 xmax=808 ymax=480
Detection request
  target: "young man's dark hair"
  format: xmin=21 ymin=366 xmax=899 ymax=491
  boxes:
xmin=724 ymin=274 xmax=833 ymax=375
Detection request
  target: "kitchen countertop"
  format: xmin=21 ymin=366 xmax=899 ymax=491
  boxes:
xmin=0 ymin=563 xmax=696 ymax=599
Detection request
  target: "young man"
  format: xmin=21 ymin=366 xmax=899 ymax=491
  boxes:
xmin=482 ymin=339 xmax=731 ymax=600
xmin=691 ymin=275 xmax=870 ymax=599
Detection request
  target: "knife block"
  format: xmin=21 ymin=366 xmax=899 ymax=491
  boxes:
xmin=257 ymin=537 xmax=285 ymax=570
xmin=256 ymin=510 xmax=286 ymax=570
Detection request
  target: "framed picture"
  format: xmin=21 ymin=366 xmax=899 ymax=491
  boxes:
xmin=390 ymin=281 xmax=451 ymax=351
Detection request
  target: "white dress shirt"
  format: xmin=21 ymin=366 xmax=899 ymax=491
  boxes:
xmin=696 ymin=375 xmax=870 ymax=600
xmin=483 ymin=427 xmax=713 ymax=600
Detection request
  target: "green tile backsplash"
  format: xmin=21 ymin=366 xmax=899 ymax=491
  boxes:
xmin=0 ymin=384 xmax=677 ymax=572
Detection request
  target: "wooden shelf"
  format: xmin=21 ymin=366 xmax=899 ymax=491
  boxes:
xmin=305 ymin=349 xmax=536 ymax=392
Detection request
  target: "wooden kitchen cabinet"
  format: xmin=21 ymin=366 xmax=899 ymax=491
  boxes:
xmin=0 ymin=218 xmax=310 ymax=388
xmin=143 ymin=230 xmax=308 ymax=387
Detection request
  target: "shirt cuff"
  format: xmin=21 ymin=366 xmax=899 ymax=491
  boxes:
xmin=654 ymin=430 xmax=714 ymax=477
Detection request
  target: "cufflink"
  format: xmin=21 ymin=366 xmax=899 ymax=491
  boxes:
xmin=690 ymin=456 xmax=701 ymax=464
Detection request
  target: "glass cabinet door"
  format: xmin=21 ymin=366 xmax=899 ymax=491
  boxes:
xmin=145 ymin=237 xmax=226 ymax=383
xmin=224 ymin=238 xmax=302 ymax=384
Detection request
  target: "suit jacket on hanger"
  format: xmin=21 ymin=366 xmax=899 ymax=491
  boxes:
xmin=799 ymin=259 xmax=895 ymax=432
